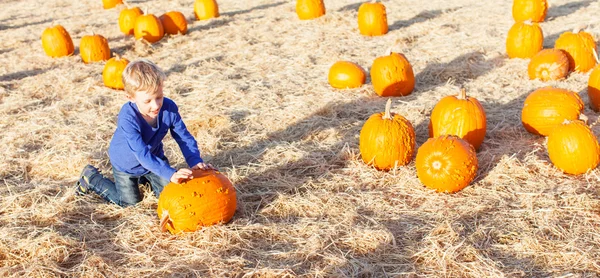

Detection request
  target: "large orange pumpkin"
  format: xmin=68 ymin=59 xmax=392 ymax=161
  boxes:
xmin=160 ymin=11 xmax=188 ymax=35
xmin=588 ymin=65 xmax=600 ymax=112
xmin=194 ymin=0 xmax=220 ymax=20
xmin=512 ymin=0 xmax=547 ymax=22
xmin=359 ymin=99 xmax=415 ymax=170
xmin=415 ymin=135 xmax=478 ymax=193
xmin=157 ymin=170 xmax=237 ymax=234
xmin=527 ymin=49 xmax=570 ymax=81
xmin=554 ymin=28 xmax=597 ymax=73
xmin=102 ymin=55 xmax=130 ymax=90
xmin=102 ymin=0 xmax=123 ymax=9
xmin=328 ymin=61 xmax=366 ymax=89
xmin=357 ymin=1 xmax=388 ymax=36
xmin=547 ymin=118 xmax=600 ymax=175
xmin=370 ymin=50 xmax=415 ymax=97
xmin=118 ymin=6 xmax=143 ymax=36
xmin=521 ymin=87 xmax=584 ymax=136
xmin=429 ymin=89 xmax=487 ymax=150
xmin=41 ymin=25 xmax=74 ymax=58
xmin=296 ymin=0 xmax=326 ymax=20
xmin=79 ymin=34 xmax=111 ymax=63
xmin=506 ymin=21 xmax=543 ymax=59
xmin=134 ymin=14 xmax=165 ymax=43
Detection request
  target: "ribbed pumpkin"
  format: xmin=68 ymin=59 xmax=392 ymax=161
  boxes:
xmin=118 ymin=6 xmax=143 ymax=35
xmin=370 ymin=48 xmax=415 ymax=97
xmin=512 ymin=0 xmax=547 ymax=22
xmin=429 ymin=89 xmax=487 ymax=150
xmin=79 ymin=34 xmax=110 ymax=63
xmin=296 ymin=0 xmax=326 ymax=20
xmin=547 ymin=117 xmax=600 ymax=175
xmin=102 ymin=0 xmax=123 ymax=9
xmin=588 ymin=65 xmax=600 ymax=112
xmin=415 ymin=135 xmax=478 ymax=193
xmin=357 ymin=0 xmax=388 ymax=36
xmin=554 ymin=28 xmax=597 ymax=73
xmin=160 ymin=11 xmax=188 ymax=35
xmin=102 ymin=55 xmax=129 ymax=90
xmin=157 ymin=170 xmax=237 ymax=234
xmin=527 ymin=49 xmax=570 ymax=81
xmin=194 ymin=0 xmax=220 ymax=20
xmin=506 ymin=21 xmax=543 ymax=59
xmin=359 ymin=99 xmax=415 ymax=170
xmin=328 ymin=61 xmax=366 ymax=89
xmin=134 ymin=13 xmax=164 ymax=43
xmin=521 ymin=87 xmax=584 ymax=136
xmin=41 ymin=25 xmax=74 ymax=58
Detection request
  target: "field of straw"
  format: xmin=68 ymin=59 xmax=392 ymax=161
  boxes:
xmin=1 ymin=0 xmax=600 ymax=276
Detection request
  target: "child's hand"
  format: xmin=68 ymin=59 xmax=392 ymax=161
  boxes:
xmin=192 ymin=162 xmax=216 ymax=171
xmin=170 ymin=168 xmax=193 ymax=184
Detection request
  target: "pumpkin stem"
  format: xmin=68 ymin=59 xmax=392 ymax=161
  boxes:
xmin=371 ymin=0 xmax=377 ymax=3
xmin=579 ymin=114 xmax=589 ymax=125
xmin=159 ymin=210 xmax=171 ymax=232
xmin=383 ymin=98 xmax=393 ymax=120
xmin=385 ymin=39 xmax=401 ymax=56
xmin=457 ymin=88 xmax=467 ymax=100
xmin=593 ymin=48 xmax=598 ymax=64
xmin=572 ymin=24 xmax=586 ymax=34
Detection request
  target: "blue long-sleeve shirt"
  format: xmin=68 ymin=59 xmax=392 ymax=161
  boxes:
xmin=108 ymin=97 xmax=203 ymax=180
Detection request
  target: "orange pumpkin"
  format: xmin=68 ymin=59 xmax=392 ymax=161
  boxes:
xmin=134 ymin=14 xmax=165 ymax=43
xmin=296 ymin=0 xmax=326 ymax=20
xmin=370 ymin=49 xmax=415 ymax=97
xmin=102 ymin=55 xmax=130 ymax=90
xmin=194 ymin=0 xmax=220 ymax=20
xmin=512 ymin=0 xmax=547 ymax=22
xmin=527 ymin=49 xmax=570 ymax=81
xmin=41 ymin=25 xmax=74 ymax=58
xmin=359 ymin=99 xmax=415 ymax=170
xmin=357 ymin=1 xmax=388 ymax=36
xmin=554 ymin=28 xmax=597 ymax=73
xmin=328 ymin=61 xmax=366 ymax=89
xmin=506 ymin=21 xmax=543 ymax=59
xmin=79 ymin=34 xmax=110 ymax=63
xmin=102 ymin=0 xmax=123 ymax=9
xmin=521 ymin=87 xmax=584 ymax=136
xmin=429 ymin=89 xmax=487 ymax=150
xmin=588 ymin=65 xmax=600 ymax=112
xmin=157 ymin=169 xmax=237 ymax=234
xmin=547 ymin=117 xmax=600 ymax=175
xmin=118 ymin=6 xmax=143 ymax=36
xmin=415 ymin=135 xmax=478 ymax=193
xmin=160 ymin=11 xmax=188 ymax=35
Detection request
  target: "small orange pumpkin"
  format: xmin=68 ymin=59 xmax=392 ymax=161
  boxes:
xmin=79 ymin=34 xmax=111 ymax=63
xmin=370 ymin=45 xmax=415 ymax=97
xmin=157 ymin=169 xmax=237 ymax=234
xmin=506 ymin=21 xmax=543 ymax=59
xmin=118 ymin=6 xmax=143 ymax=36
xmin=554 ymin=28 xmax=597 ymax=73
xmin=357 ymin=0 xmax=388 ymax=36
xmin=547 ymin=117 xmax=600 ymax=175
xmin=415 ymin=135 xmax=478 ymax=193
xmin=328 ymin=61 xmax=366 ymax=89
xmin=41 ymin=25 xmax=74 ymax=58
xmin=134 ymin=13 xmax=165 ymax=43
xmin=429 ymin=89 xmax=487 ymax=150
xmin=102 ymin=54 xmax=130 ymax=90
xmin=512 ymin=0 xmax=547 ymax=22
xmin=102 ymin=0 xmax=123 ymax=9
xmin=359 ymin=99 xmax=415 ymax=170
xmin=194 ymin=0 xmax=220 ymax=20
xmin=527 ymin=49 xmax=570 ymax=81
xmin=160 ymin=11 xmax=188 ymax=35
xmin=521 ymin=87 xmax=584 ymax=136
xmin=296 ymin=0 xmax=326 ymax=20
xmin=588 ymin=65 xmax=600 ymax=112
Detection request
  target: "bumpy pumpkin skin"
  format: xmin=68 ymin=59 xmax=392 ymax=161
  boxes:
xmin=512 ymin=0 xmax=547 ymax=22
xmin=506 ymin=21 xmax=543 ymax=59
xmin=41 ymin=25 xmax=74 ymax=58
xmin=359 ymin=100 xmax=415 ymax=170
xmin=357 ymin=2 xmax=388 ymax=36
xmin=160 ymin=11 xmax=188 ymax=35
xmin=157 ymin=170 xmax=237 ymax=234
xmin=416 ymin=135 xmax=478 ymax=193
xmin=119 ymin=7 xmax=143 ymax=36
xmin=521 ymin=87 xmax=584 ymax=136
xmin=328 ymin=61 xmax=366 ymax=89
xmin=194 ymin=0 xmax=220 ymax=20
xmin=547 ymin=120 xmax=600 ymax=175
xmin=528 ymin=49 xmax=570 ymax=81
xmin=102 ymin=0 xmax=123 ymax=9
xmin=79 ymin=34 xmax=110 ymax=63
xmin=370 ymin=52 xmax=415 ymax=97
xmin=102 ymin=55 xmax=130 ymax=90
xmin=555 ymin=30 xmax=597 ymax=73
xmin=296 ymin=0 xmax=326 ymax=20
xmin=134 ymin=14 xmax=165 ymax=43
xmin=429 ymin=89 xmax=487 ymax=150
xmin=588 ymin=65 xmax=600 ymax=112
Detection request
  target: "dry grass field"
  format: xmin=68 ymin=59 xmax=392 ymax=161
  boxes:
xmin=1 ymin=0 xmax=600 ymax=276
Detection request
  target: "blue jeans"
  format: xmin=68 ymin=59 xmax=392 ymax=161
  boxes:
xmin=88 ymin=167 xmax=170 ymax=207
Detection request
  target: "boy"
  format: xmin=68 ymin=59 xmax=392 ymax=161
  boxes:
xmin=76 ymin=59 xmax=213 ymax=207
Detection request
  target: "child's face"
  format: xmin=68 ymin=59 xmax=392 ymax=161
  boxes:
xmin=128 ymin=85 xmax=164 ymax=120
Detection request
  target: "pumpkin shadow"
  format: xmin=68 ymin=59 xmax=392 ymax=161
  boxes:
xmin=221 ymin=1 xmax=286 ymax=17
xmin=543 ymin=31 xmax=562 ymax=48
xmin=0 ymin=68 xmax=50 ymax=82
xmin=0 ymin=18 xmax=53 ymax=31
xmin=389 ymin=8 xmax=460 ymax=32
xmin=546 ymin=0 xmax=595 ymax=21
xmin=187 ymin=18 xmax=232 ymax=34
xmin=337 ymin=2 xmax=363 ymax=12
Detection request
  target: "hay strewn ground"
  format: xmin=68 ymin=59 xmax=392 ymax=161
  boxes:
xmin=1 ymin=0 xmax=600 ymax=276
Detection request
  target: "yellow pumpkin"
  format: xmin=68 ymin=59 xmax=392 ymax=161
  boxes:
xmin=160 ymin=11 xmax=188 ymax=35
xmin=588 ymin=65 xmax=600 ymax=112
xmin=118 ymin=6 xmax=143 ymax=36
xmin=41 ymin=25 xmax=74 ymax=58
xmin=328 ymin=61 xmax=366 ymax=89
xmin=370 ymin=51 xmax=415 ymax=97
xmin=134 ymin=14 xmax=165 ymax=43
xmin=194 ymin=0 xmax=220 ymax=20
xmin=547 ymin=117 xmax=600 ymax=175
xmin=512 ymin=0 xmax=547 ymax=22
xmin=102 ymin=55 xmax=130 ymax=90
xmin=506 ymin=21 xmax=543 ymax=59
xmin=521 ymin=87 xmax=584 ymax=136
xmin=79 ymin=34 xmax=111 ymax=63
xmin=357 ymin=1 xmax=388 ymax=36
xmin=527 ymin=49 xmax=570 ymax=81
xmin=554 ymin=28 xmax=597 ymax=73
xmin=102 ymin=0 xmax=123 ymax=9
xmin=296 ymin=0 xmax=326 ymax=20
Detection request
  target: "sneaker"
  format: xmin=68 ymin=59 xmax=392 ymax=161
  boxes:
xmin=75 ymin=165 xmax=99 ymax=195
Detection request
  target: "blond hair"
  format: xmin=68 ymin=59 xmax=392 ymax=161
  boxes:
xmin=122 ymin=59 xmax=166 ymax=97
